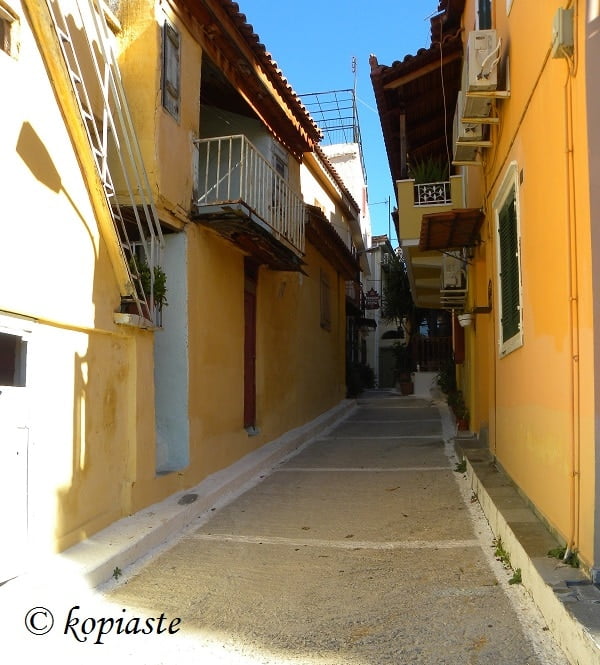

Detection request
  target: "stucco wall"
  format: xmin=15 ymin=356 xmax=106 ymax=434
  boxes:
xmin=0 ymin=5 xmax=152 ymax=555
xmin=464 ymin=0 xmax=595 ymax=566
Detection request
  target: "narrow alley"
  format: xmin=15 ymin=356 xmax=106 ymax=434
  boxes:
xmin=89 ymin=392 xmax=567 ymax=665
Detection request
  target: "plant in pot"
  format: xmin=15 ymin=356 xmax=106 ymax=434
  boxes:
xmin=449 ymin=390 xmax=470 ymax=431
xmin=124 ymin=255 xmax=167 ymax=322
xmin=408 ymin=155 xmax=449 ymax=184
xmin=152 ymin=264 xmax=168 ymax=314
xmin=393 ymin=342 xmax=414 ymax=395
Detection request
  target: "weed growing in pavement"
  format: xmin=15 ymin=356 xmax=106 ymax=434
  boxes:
xmin=454 ymin=459 xmax=467 ymax=473
xmin=113 ymin=566 xmax=122 ymax=580
xmin=548 ymin=546 xmax=580 ymax=568
xmin=509 ymin=568 xmax=522 ymax=585
xmin=494 ymin=537 xmax=511 ymax=566
xmin=493 ymin=538 xmax=522 ymax=584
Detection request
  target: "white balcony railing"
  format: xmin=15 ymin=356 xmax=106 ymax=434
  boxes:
xmin=193 ymin=135 xmax=305 ymax=254
xmin=413 ymin=180 xmax=452 ymax=206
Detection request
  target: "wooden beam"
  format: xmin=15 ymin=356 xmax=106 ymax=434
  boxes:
xmin=382 ymin=51 xmax=462 ymax=90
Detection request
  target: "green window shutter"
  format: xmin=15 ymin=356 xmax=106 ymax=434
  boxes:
xmin=162 ymin=21 xmax=180 ymax=120
xmin=478 ymin=0 xmax=492 ymax=29
xmin=498 ymin=190 xmax=520 ymax=343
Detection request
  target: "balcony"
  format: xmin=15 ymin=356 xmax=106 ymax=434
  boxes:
xmin=397 ymin=175 xmax=463 ymax=242
xmin=192 ymin=135 xmax=305 ymax=271
xmin=396 ymin=175 xmax=478 ymax=310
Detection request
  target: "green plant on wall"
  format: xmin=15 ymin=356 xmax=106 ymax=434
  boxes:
xmin=407 ymin=155 xmax=449 ymax=184
xmin=381 ymin=253 xmax=413 ymax=326
xmin=129 ymin=255 xmax=168 ymax=312
xmin=436 ymin=356 xmax=469 ymax=426
xmin=152 ymin=264 xmax=168 ymax=312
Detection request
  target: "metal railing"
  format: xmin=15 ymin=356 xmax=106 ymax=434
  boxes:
xmin=413 ymin=336 xmax=453 ymax=372
xmin=46 ymin=0 xmax=164 ymax=326
xmin=193 ymin=135 xmax=305 ymax=254
xmin=413 ymin=180 xmax=452 ymax=206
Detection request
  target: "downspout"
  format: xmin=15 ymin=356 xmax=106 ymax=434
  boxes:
xmin=562 ymin=0 xmax=580 ymax=564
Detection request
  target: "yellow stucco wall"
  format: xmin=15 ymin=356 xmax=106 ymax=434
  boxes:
xmin=111 ymin=3 xmax=350 ymax=517
xmin=129 ymin=226 xmax=347 ymax=513
xmin=463 ymin=0 xmax=595 ymax=565
xmin=1 ymin=2 xmax=157 ymax=555
xmin=5 ymin=0 xmax=352 ymax=564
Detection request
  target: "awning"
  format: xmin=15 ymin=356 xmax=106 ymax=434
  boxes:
xmin=358 ymin=317 xmax=377 ymax=330
xmin=419 ymin=208 xmax=484 ymax=251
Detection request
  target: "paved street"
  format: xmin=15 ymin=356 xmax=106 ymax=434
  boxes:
xmin=94 ymin=392 xmax=569 ymax=664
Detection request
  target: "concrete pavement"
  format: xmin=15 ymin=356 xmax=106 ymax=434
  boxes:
xmin=2 ymin=391 xmax=575 ymax=663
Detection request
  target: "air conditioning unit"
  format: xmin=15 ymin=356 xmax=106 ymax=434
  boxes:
xmin=454 ymin=92 xmax=483 ymax=142
xmin=441 ymin=252 xmax=466 ymax=290
xmin=453 ymin=92 xmax=481 ymax=163
xmin=466 ymin=30 xmax=500 ymax=92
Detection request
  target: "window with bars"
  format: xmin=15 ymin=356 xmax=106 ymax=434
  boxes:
xmin=162 ymin=19 xmax=180 ymax=120
xmin=477 ymin=0 xmax=492 ymax=29
xmin=494 ymin=164 xmax=523 ymax=355
xmin=0 ymin=5 xmax=16 ymax=57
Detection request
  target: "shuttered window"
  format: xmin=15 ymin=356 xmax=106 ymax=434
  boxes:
xmin=494 ymin=164 xmax=523 ymax=356
xmin=0 ymin=5 xmax=16 ymax=57
xmin=477 ymin=0 xmax=492 ymax=29
xmin=499 ymin=192 xmax=520 ymax=342
xmin=162 ymin=20 xmax=180 ymax=120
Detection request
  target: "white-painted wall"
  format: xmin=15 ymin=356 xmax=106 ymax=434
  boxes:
xmin=154 ymin=232 xmax=189 ymax=473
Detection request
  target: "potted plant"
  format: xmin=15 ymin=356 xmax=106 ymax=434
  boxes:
xmin=449 ymin=390 xmax=470 ymax=430
xmin=124 ymin=255 xmax=168 ymax=321
xmin=408 ymin=155 xmax=449 ymax=184
xmin=152 ymin=264 xmax=168 ymax=313
xmin=393 ymin=342 xmax=414 ymax=395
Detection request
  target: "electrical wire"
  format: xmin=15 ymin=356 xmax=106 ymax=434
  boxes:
xmin=437 ymin=14 xmax=452 ymax=177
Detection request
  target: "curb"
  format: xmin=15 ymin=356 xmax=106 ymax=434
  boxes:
xmin=44 ymin=399 xmax=358 ymax=590
xmin=456 ymin=445 xmax=600 ymax=665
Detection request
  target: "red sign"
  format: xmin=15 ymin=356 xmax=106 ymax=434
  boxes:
xmin=364 ymin=288 xmax=380 ymax=310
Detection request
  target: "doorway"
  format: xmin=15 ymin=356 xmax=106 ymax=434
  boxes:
xmin=244 ymin=259 xmax=258 ymax=431
xmin=0 ymin=323 xmax=30 ymax=584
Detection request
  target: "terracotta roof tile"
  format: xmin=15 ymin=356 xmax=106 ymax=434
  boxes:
xmin=223 ymin=1 xmax=322 ymax=143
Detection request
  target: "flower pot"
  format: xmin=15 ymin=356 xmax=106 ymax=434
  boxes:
xmin=458 ymin=313 xmax=473 ymax=327
xmin=123 ymin=300 xmax=151 ymax=320
xmin=399 ymin=380 xmax=414 ymax=395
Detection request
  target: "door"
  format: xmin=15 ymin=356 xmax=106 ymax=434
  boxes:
xmin=244 ymin=259 xmax=258 ymax=430
xmin=0 ymin=328 xmax=29 ymax=584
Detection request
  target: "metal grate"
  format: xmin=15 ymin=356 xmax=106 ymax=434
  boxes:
xmin=45 ymin=0 xmax=164 ymax=324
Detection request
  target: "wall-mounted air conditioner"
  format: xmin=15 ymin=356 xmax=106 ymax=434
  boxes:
xmin=454 ymin=92 xmax=483 ymax=142
xmin=453 ymin=92 xmax=481 ymax=163
xmin=466 ymin=29 xmax=500 ymax=92
xmin=461 ymin=29 xmax=501 ymax=118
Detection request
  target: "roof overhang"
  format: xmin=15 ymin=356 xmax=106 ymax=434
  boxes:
xmin=305 ymin=205 xmax=361 ymax=281
xmin=419 ymin=208 xmax=484 ymax=251
xmin=370 ymin=3 xmax=465 ymax=182
xmin=179 ymin=0 xmax=322 ymax=161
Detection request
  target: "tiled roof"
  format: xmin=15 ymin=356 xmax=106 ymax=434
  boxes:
xmin=223 ymin=1 xmax=322 ymax=144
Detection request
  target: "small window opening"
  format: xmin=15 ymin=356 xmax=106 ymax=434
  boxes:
xmin=0 ymin=332 xmax=27 ymax=387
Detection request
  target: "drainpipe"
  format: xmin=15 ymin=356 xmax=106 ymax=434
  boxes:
xmin=562 ymin=0 xmax=580 ymax=564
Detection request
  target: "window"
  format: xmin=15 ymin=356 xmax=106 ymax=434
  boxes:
xmin=320 ymin=269 xmax=331 ymax=331
xmin=494 ymin=163 xmax=523 ymax=355
xmin=162 ymin=19 xmax=180 ymax=120
xmin=0 ymin=4 xmax=17 ymax=57
xmin=0 ymin=331 xmax=27 ymax=386
xmin=477 ymin=0 xmax=492 ymax=29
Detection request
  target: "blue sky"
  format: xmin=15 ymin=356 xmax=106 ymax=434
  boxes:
xmin=238 ymin=0 xmax=440 ymax=243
